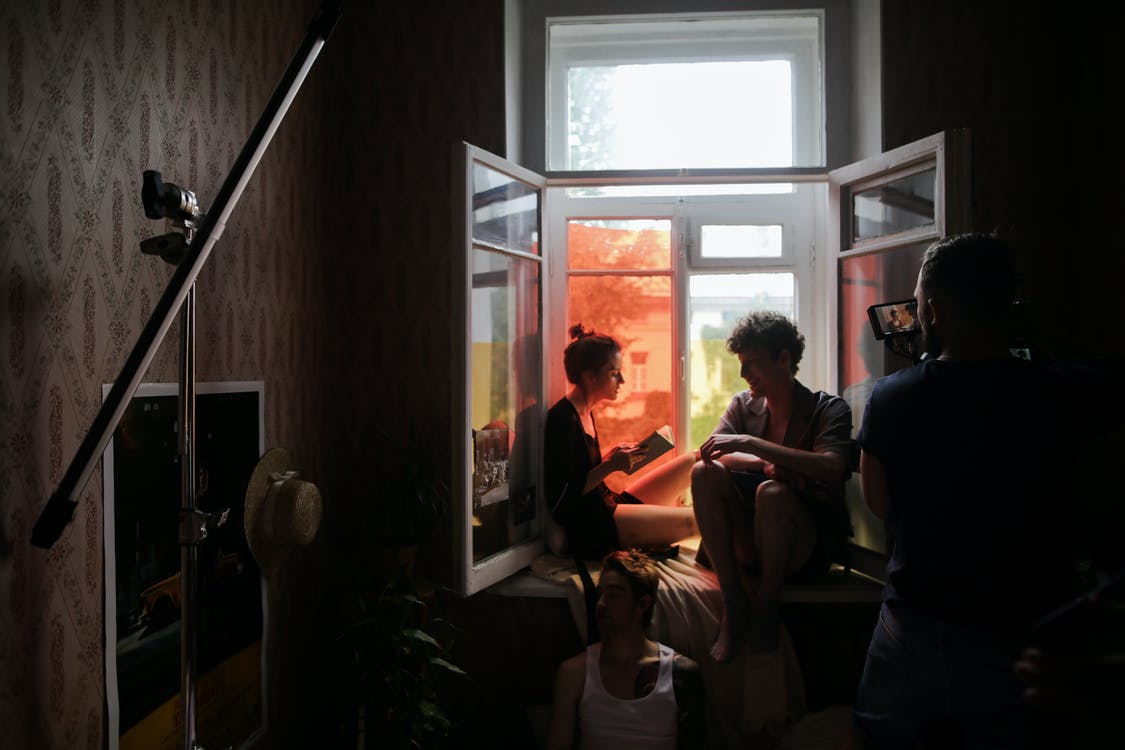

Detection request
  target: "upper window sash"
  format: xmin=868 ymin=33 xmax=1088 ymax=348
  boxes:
xmin=546 ymin=11 xmax=825 ymax=171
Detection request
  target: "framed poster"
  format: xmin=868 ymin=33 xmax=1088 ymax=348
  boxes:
xmin=103 ymin=381 xmax=267 ymax=750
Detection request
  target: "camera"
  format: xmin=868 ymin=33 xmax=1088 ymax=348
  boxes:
xmin=867 ymin=299 xmax=920 ymax=340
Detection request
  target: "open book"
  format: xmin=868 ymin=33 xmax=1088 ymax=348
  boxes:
xmin=583 ymin=425 xmax=675 ymax=493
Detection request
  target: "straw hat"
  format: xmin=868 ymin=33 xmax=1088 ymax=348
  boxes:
xmin=244 ymin=448 xmax=322 ymax=576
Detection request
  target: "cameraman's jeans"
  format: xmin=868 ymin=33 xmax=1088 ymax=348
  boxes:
xmin=853 ymin=602 xmax=1031 ymax=749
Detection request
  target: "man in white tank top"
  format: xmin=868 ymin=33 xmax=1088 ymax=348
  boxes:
xmin=545 ymin=550 xmax=705 ymax=750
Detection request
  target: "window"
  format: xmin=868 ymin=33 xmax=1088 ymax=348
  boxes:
xmin=452 ymin=4 xmax=957 ymax=593
xmin=452 ymin=145 xmax=546 ymax=596
xmin=546 ymin=13 xmax=825 ymax=171
xmin=539 ymin=8 xmax=831 ymax=484
xmin=827 ymin=130 xmax=971 ymax=569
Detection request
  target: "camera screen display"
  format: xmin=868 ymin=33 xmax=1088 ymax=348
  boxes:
xmin=867 ymin=299 xmax=920 ymax=340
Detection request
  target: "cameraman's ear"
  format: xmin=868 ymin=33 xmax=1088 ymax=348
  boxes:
xmin=926 ymin=297 xmax=944 ymax=326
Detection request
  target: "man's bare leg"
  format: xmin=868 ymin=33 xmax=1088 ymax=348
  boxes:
xmin=691 ymin=460 xmax=754 ymax=662
xmin=749 ymin=480 xmax=818 ymax=652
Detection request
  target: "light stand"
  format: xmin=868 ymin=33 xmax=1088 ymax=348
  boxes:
xmin=30 ymin=2 xmax=342 ymax=748
xmin=140 ymin=169 xmax=234 ymax=750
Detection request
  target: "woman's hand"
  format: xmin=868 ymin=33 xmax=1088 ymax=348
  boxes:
xmin=606 ymin=443 xmax=646 ymax=472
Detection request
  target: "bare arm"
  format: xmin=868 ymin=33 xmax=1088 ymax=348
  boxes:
xmin=701 ymin=434 xmax=848 ymax=484
xmin=673 ymin=654 xmax=706 ymax=750
xmin=710 ymin=451 xmax=766 ymax=473
xmin=545 ymin=654 xmax=586 ymax=750
xmin=859 ymin=449 xmax=891 ymax=521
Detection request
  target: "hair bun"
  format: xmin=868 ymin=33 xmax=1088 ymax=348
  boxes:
xmin=569 ymin=323 xmax=589 ymax=340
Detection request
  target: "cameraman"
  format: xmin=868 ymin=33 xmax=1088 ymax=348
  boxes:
xmin=851 ymin=233 xmax=1122 ymax=749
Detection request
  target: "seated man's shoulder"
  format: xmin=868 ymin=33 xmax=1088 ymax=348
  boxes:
xmin=560 ymin=650 xmax=588 ymax=674
xmin=672 ymin=652 xmax=702 ymax=683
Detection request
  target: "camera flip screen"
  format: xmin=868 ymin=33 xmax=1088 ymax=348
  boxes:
xmin=867 ymin=299 xmax=920 ymax=340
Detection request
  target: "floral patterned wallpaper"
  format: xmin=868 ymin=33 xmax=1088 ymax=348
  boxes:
xmin=0 ymin=0 xmax=331 ymax=746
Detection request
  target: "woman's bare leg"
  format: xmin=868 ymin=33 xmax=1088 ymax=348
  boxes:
xmin=624 ymin=451 xmax=697 ymax=506
xmin=614 ymin=504 xmax=699 ymax=549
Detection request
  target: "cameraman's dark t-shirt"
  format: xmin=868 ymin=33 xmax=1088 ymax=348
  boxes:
xmin=858 ymin=356 xmax=1115 ymax=632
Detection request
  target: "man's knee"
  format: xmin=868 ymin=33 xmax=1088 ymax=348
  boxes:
xmin=754 ymin=480 xmax=799 ymax=523
xmin=690 ymin=460 xmax=727 ymax=501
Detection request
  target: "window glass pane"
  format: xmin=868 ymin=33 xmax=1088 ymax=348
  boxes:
xmin=568 ymin=274 xmax=673 ymax=481
xmin=568 ymin=61 xmax=792 ymax=170
xmin=838 ymin=244 xmax=926 ymax=436
xmin=701 ymin=224 xmax=783 ymax=259
xmin=568 ymin=219 xmax=671 ymax=270
xmin=852 ymin=169 xmax=936 ymax=243
xmin=472 ymin=162 xmax=540 ymax=255
xmin=688 ymin=273 xmax=794 ymax=447
xmin=470 ymin=248 xmax=541 ymax=561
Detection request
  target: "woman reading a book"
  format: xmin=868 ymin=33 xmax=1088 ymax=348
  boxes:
xmin=545 ymin=324 xmax=699 ymax=560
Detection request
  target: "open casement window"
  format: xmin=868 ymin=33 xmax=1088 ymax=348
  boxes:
xmin=454 ymin=143 xmax=824 ymax=595
xmin=453 ymin=133 xmax=971 ymax=593
xmin=827 ymin=129 xmax=971 ymax=568
xmin=453 ymin=144 xmax=547 ymax=596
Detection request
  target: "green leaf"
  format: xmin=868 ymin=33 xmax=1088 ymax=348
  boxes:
xmin=429 ymin=656 xmax=467 ymax=676
xmin=418 ymin=700 xmax=450 ymax=726
xmin=403 ymin=628 xmax=441 ymax=648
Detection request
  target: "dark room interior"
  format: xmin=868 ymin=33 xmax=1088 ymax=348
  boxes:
xmin=2 ymin=1 xmax=1123 ymax=747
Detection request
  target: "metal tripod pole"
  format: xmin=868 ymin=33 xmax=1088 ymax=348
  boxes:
xmin=179 ymin=282 xmax=201 ymax=750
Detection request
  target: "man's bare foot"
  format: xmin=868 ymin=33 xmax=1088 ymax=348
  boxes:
xmin=711 ymin=592 xmax=750 ymax=662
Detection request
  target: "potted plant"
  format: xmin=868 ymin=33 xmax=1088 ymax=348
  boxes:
xmin=367 ymin=420 xmax=450 ymax=581
xmin=331 ymin=420 xmax=466 ymax=748
xmin=337 ymin=577 xmax=467 ymax=749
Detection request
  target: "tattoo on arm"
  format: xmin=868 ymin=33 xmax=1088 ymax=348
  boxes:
xmin=673 ymin=655 xmax=706 ymax=750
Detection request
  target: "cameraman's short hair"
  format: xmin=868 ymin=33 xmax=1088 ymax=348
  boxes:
xmin=726 ymin=311 xmax=805 ymax=374
xmin=602 ymin=549 xmax=659 ymax=625
xmin=920 ymin=233 xmax=1015 ymax=316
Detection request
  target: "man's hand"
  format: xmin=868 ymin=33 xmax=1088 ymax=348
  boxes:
xmin=764 ymin=462 xmax=807 ymax=490
xmin=702 ymin=432 xmax=849 ymax=485
xmin=699 ymin=434 xmax=751 ymax=464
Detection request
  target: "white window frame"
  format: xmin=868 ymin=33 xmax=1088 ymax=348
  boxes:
xmin=452 ymin=143 xmax=548 ymax=596
xmin=545 ymin=11 xmax=825 ymax=171
xmin=515 ymin=0 xmax=855 ymax=174
xmin=453 ymin=132 xmax=971 ymax=594
xmin=826 ymin=129 xmax=972 ymax=578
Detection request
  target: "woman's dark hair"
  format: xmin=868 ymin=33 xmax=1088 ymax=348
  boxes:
xmin=563 ymin=324 xmax=620 ymax=385
xmin=601 ymin=549 xmax=659 ymax=626
xmin=726 ymin=311 xmax=805 ymax=374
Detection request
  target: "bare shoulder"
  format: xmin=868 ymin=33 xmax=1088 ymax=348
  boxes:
xmin=672 ymin=653 xmax=703 ymax=694
xmin=672 ymin=652 xmax=700 ymax=677
xmin=556 ymin=651 xmax=588 ymax=689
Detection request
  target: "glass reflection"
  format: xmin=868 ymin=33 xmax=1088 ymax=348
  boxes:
xmin=470 ymin=248 xmax=541 ymax=561
xmin=472 ymin=162 xmax=540 ymax=255
xmin=852 ymin=169 xmax=936 ymax=243
xmin=838 ymin=243 xmax=928 ymax=435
